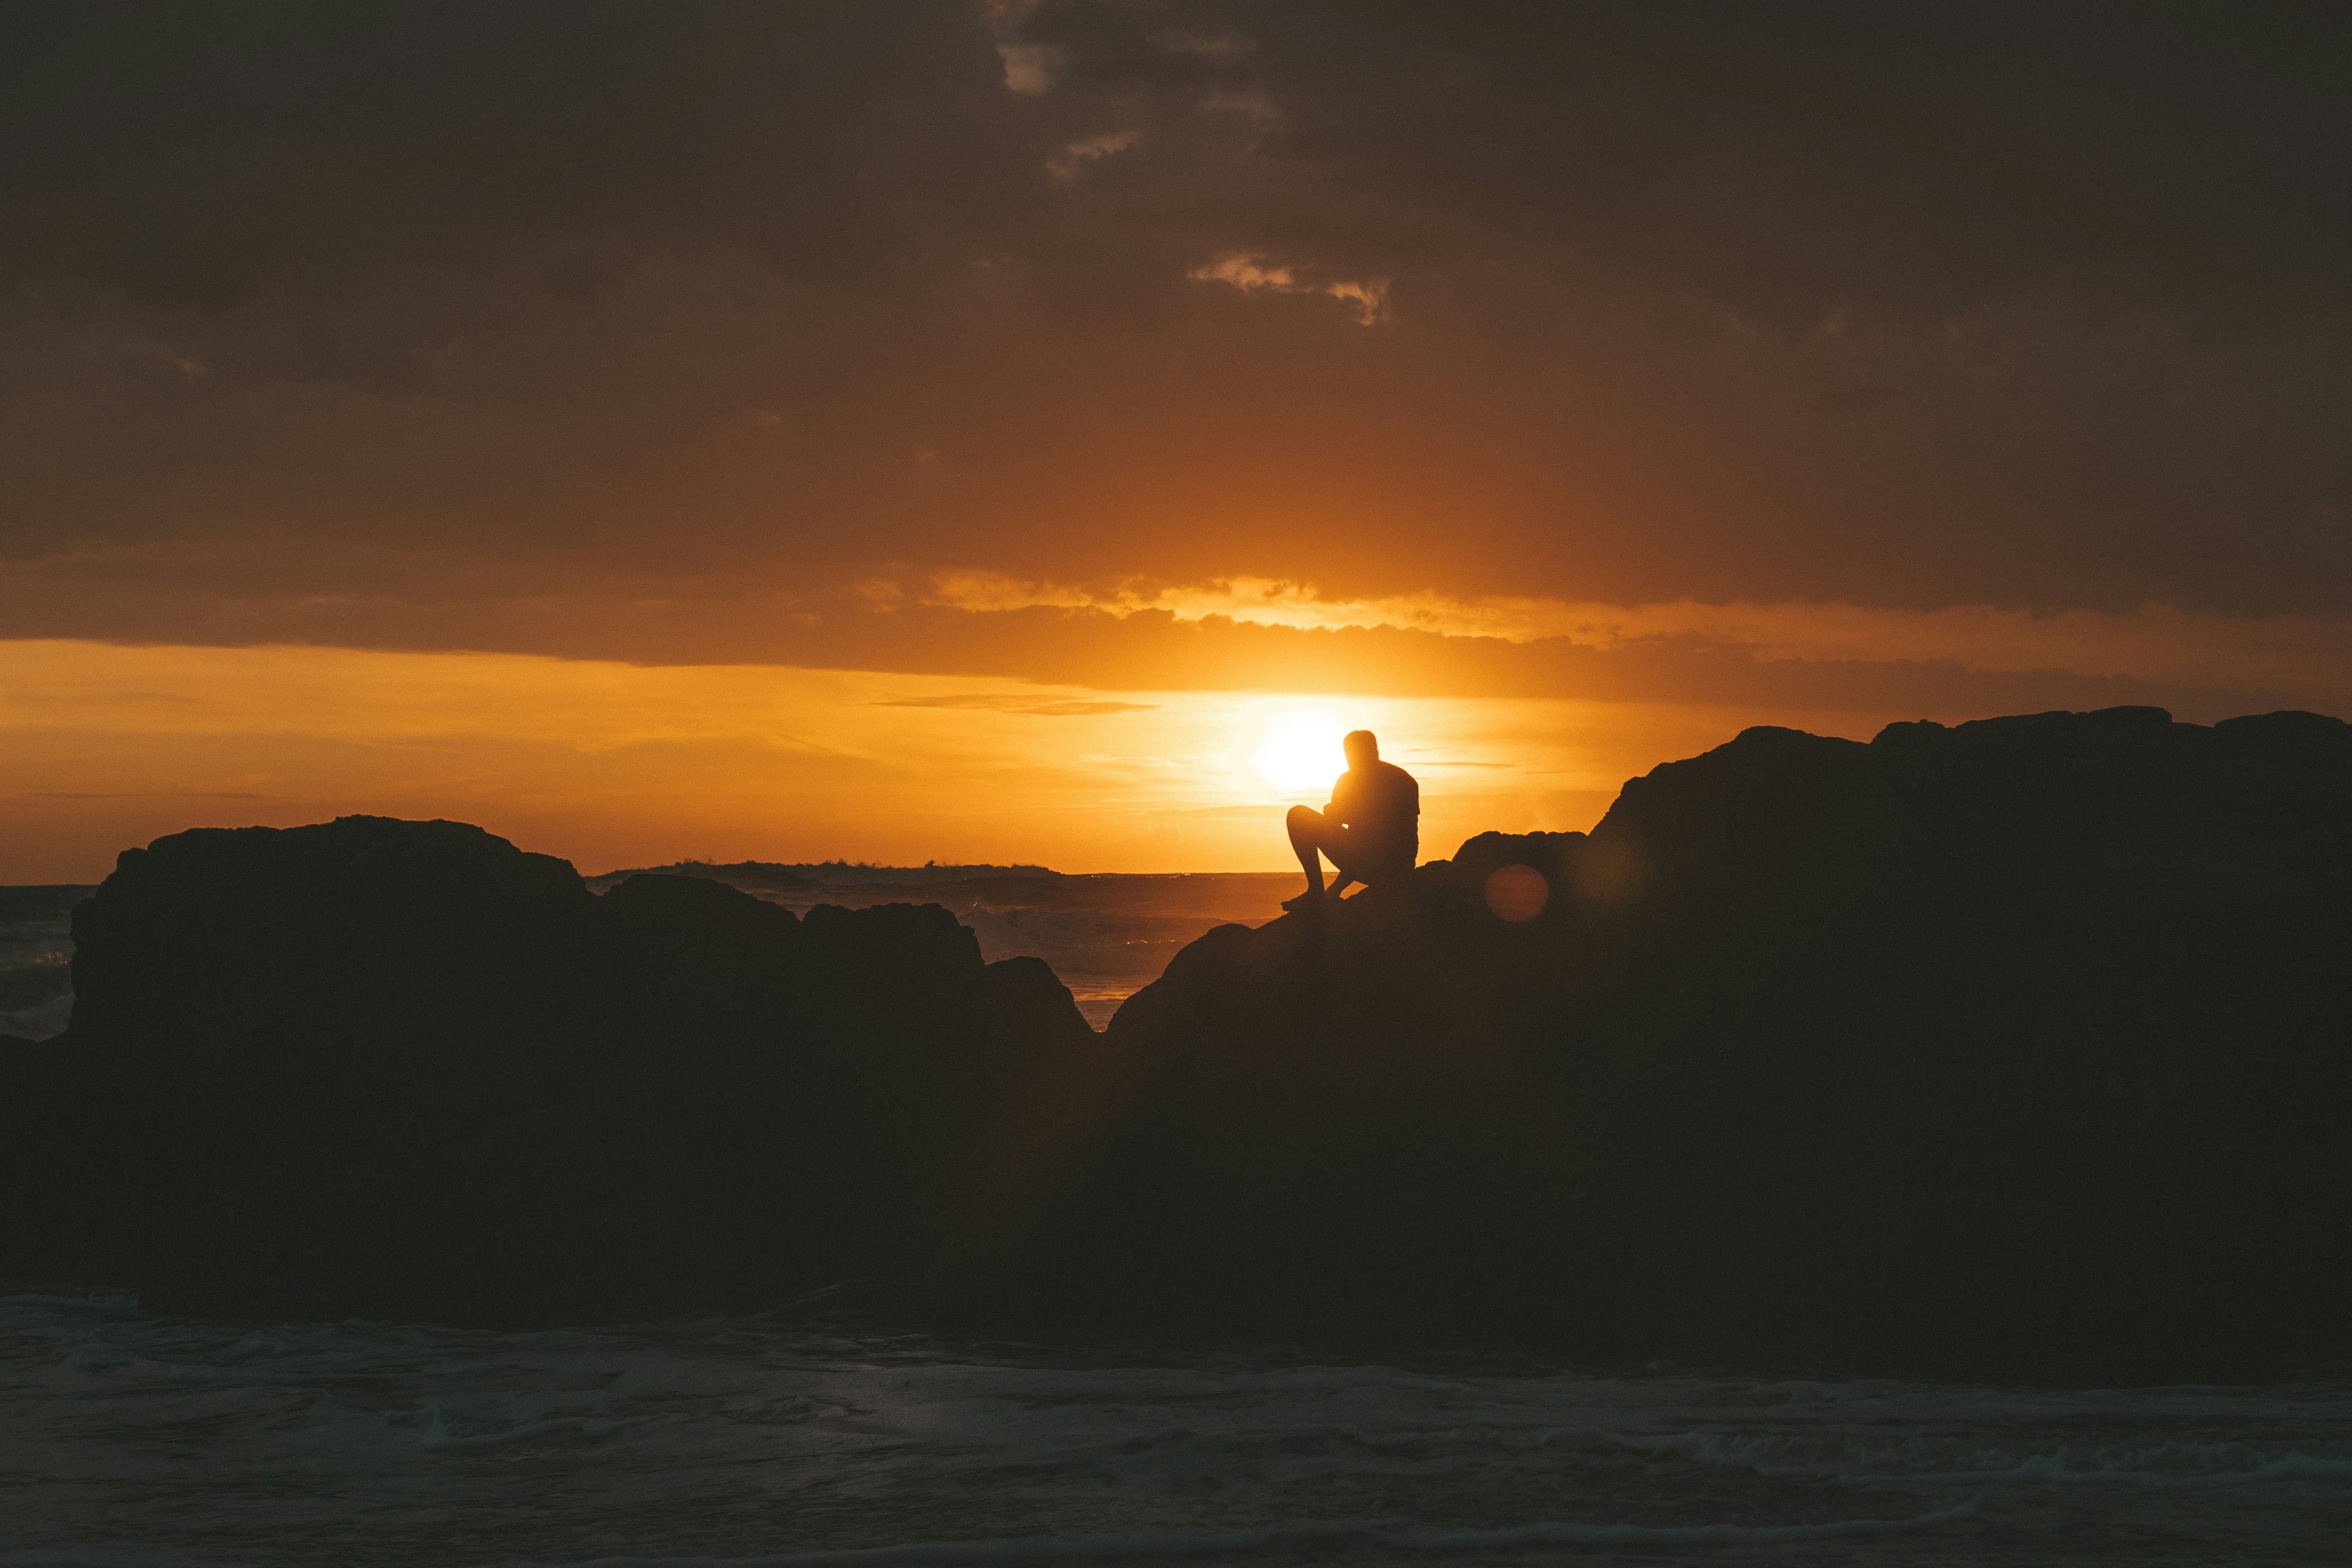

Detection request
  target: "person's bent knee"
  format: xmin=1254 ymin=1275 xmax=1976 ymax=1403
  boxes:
xmin=1286 ymin=805 xmax=1320 ymax=832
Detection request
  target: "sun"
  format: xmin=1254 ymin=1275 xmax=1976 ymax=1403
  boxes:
xmin=1249 ymin=710 xmax=1349 ymax=795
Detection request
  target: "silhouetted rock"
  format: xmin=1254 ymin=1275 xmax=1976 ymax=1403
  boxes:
xmin=13 ymin=817 xmax=1091 ymax=1325
xmin=10 ymin=709 xmax=2349 ymax=1382
xmin=1058 ymin=707 xmax=2352 ymax=1380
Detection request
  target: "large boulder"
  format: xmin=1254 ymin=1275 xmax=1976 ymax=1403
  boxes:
xmin=23 ymin=817 xmax=1094 ymax=1325
xmin=1053 ymin=707 xmax=2352 ymax=1380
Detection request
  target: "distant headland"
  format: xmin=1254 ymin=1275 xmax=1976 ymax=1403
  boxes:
xmin=586 ymin=859 xmax=1060 ymax=892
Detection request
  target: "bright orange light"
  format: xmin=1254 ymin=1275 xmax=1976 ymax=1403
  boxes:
xmin=1249 ymin=709 xmax=1348 ymax=795
xmin=2 ymin=639 xmax=1899 ymax=882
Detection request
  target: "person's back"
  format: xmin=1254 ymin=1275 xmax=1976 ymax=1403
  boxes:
xmin=1330 ymin=756 xmax=1419 ymax=870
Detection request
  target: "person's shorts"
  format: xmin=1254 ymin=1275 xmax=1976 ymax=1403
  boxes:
xmin=1308 ymin=815 xmax=1415 ymax=884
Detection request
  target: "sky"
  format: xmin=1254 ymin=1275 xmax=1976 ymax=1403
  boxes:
xmin=3 ymin=1 xmax=2348 ymax=880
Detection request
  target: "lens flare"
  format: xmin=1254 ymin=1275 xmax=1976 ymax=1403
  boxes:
xmin=1484 ymin=863 xmax=1550 ymax=921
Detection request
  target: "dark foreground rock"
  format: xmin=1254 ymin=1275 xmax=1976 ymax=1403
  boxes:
xmin=4 ymin=706 xmax=2347 ymax=1381
xmin=1021 ymin=706 xmax=2352 ymax=1380
xmin=5 ymin=817 xmax=1096 ymax=1323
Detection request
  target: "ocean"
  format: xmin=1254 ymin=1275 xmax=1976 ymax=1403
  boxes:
xmin=5 ymin=1292 xmax=2347 ymax=1566
xmin=0 ymin=885 xmax=84 ymax=1042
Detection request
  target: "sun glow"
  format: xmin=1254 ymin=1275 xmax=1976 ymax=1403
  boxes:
xmin=2 ymin=639 xmax=1907 ymax=882
xmin=1248 ymin=709 xmax=1350 ymax=796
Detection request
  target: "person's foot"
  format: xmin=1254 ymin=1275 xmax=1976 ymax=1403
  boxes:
xmin=1280 ymin=888 xmax=1327 ymax=913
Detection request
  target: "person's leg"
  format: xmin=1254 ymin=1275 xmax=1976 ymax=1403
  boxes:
xmin=1326 ymin=829 xmax=1399 ymax=900
xmin=1285 ymin=806 xmax=1330 ymax=907
xmin=1321 ymin=823 xmax=1367 ymax=900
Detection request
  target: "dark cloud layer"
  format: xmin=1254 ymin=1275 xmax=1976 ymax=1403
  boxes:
xmin=0 ymin=544 xmax=2294 ymax=725
xmin=3 ymin=1 xmax=2346 ymax=678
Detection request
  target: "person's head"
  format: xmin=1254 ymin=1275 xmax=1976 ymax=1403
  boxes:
xmin=1344 ymin=730 xmax=1379 ymax=768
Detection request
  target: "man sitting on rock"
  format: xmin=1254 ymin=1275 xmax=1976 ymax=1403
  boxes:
xmin=1283 ymin=729 xmax=1421 ymax=911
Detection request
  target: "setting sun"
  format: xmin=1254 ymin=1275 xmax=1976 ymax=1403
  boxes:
xmin=1247 ymin=709 xmax=1350 ymax=796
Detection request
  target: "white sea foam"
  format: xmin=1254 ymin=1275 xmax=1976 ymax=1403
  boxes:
xmin=0 ymin=989 xmax=73 ymax=1041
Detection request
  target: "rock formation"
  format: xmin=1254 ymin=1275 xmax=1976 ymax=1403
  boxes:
xmin=5 ymin=707 xmax=2347 ymax=1380
xmin=11 ymin=816 xmax=1095 ymax=1324
xmin=1050 ymin=706 xmax=2352 ymax=1378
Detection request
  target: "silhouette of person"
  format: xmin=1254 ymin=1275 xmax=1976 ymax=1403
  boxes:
xmin=1283 ymin=730 xmax=1420 ymax=911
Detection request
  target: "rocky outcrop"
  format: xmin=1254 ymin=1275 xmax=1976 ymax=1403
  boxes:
xmin=1041 ymin=707 xmax=2352 ymax=1378
xmin=9 ymin=707 xmax=2349 ymax=1381
xmin=16 ymin=816 xmax=1095 ymax=1325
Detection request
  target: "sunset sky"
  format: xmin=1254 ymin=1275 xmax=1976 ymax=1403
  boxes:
xmin=4 ymin=2 xmax=2347 ymax=881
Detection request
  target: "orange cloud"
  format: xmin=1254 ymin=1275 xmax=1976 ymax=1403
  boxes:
xmin=1185 ymin=252 xmax=1391 ymax=324
xmin=922 ymin=572 xmax=2351 ymax=707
